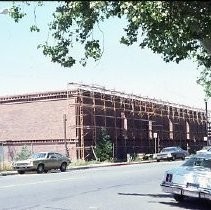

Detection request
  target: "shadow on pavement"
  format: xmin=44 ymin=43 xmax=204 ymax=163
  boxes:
xmin=118 ymin=192 xmax=211 ymax=209
xmin=118 ymin=192 xmax=169 ymax=198
xmin=159 ymin=198 xmax=211 ymax=210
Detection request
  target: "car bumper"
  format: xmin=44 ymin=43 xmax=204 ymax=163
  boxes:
xmin=157 ymin=156 xmax=171 ymax=160
xmin=13 ymin=166 xmax=36 ymax=171
xmin=161 ymin=183 xmax=211 ymax=200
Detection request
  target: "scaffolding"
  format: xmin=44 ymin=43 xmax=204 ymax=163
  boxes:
xmin=0 ymin=82 xmax=208 ymax=160
xmin=66 ymin=82 xmax=207 ymax=160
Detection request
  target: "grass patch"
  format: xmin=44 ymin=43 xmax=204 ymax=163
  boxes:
xmin=70 ymin=159 xmax=105 ymax=166
xmin=0 ymin=161 xmax=13 ymax=171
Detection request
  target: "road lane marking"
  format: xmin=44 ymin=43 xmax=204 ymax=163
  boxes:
xmin=0 ymin=177 xmax=79 ymax=189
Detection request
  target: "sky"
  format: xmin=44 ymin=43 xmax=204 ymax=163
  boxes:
xmin=0 ymin=2 xmax=207 ymax=110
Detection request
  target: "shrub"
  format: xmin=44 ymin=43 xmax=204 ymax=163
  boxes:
xmin=15 ymin=145 xmax=31 ymax=161
xmin=95 ymin=128 xmax=113 ymax=162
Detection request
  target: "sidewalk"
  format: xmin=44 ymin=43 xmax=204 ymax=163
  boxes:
xmin=0 ymin=159 xmax=156 ymax=176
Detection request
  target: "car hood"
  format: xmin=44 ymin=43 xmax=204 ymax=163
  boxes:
xmin=14 ymin=159 xmax=34 ymax=164
xmin=166 ymin=166 xmax=211 ymax=189
xmin=157 ymin=152 xmax=170 ymax=156
xmin=197 ymin=150 xmax=208 ymax=154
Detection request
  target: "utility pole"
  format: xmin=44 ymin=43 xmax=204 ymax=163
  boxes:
xmin=63 ymin=114 xmax=69 ymax=157
xmin=0 ymin=142 xmax=4 ymax=171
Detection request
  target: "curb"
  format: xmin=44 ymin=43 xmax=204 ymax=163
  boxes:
xmin=0 ymin=171 xmax=18 ymax=176
xmin=0 ymin=159 xmax=156 ymax=176
xmin=65 ymin=160 xmax=156 ymax=171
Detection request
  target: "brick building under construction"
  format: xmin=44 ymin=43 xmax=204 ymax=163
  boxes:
xmin=0 ymin=83 xmax=208 ymax=162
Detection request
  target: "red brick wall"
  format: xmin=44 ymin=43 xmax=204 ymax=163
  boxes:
xmin=0 ymin=97 xmax=77 ymax=161
xmin=0 ymin=99 xmax=76 ymax=141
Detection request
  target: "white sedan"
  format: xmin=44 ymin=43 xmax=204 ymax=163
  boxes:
xmin=196 ymin=146 xmax=211 ymax=155
xmin=161 ymin=153 xmax=211 ymax=202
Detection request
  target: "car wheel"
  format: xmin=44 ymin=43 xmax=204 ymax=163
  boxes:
xmin=181 ymin=156 xmax=185 ymax=160
xmin=60 ymin=162 xmax=67 ymax=172
xmin=173 ymin=194 xmax=184 ymax=202
xmin=18 ymin=170 xmax=25 ymax=175
xmin=37 ymin=164 xmax=44 ymax=174
xmin=44 ymin=169 xmax=48 ymax=173
xmin=171 ymin=156 xmax=176 ymax=161
xmin=157 ymin=159 xmax=160 ymax=162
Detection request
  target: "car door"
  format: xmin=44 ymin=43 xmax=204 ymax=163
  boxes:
xmin=176 ymin=147 xmax=184 ymax=158
xmin=54 ymin=153 xmax=64 ymax=167
xmin=47 ymin=152 xmax=58 ymax=169
xmin=172 ymin=147 xmax=179 ymax=158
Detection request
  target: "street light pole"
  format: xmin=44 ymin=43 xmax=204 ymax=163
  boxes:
xmin=205 ymin=99 xmax=209 ymax=146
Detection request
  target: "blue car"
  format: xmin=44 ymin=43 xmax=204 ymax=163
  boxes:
xmin=156 ymin=146 xmax=188 ymax=162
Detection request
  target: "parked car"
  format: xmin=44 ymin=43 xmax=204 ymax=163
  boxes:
xmin=156 ymin=146 xmax=188 ymax=162
xmin=196 ymin=146 xmax=211 ymax=155
xmin=13 ymin=152 xmax=71 ymax=174
xmin=161 ymin=153 xmax=211 ymax=202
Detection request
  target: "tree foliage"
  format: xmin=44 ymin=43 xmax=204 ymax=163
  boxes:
xmin=95 ymin=128 xmax=113 ymax=162
xmin=8 ymin=1 xmax=211 ymax=96
xmin=15 ymin=145 xmax=32 ymax=161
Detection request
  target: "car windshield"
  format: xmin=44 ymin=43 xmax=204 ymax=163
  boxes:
xmin=31 ymin=153 xmax=47 ymax=159
xmin=161 ymin=147 xmax=176 ymax=153
xmin=183 ymin=157 xmax=211 ymax=169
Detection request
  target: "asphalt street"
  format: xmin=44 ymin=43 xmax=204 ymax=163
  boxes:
xmin=0 ymin=161 xmax=210 ymax=210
